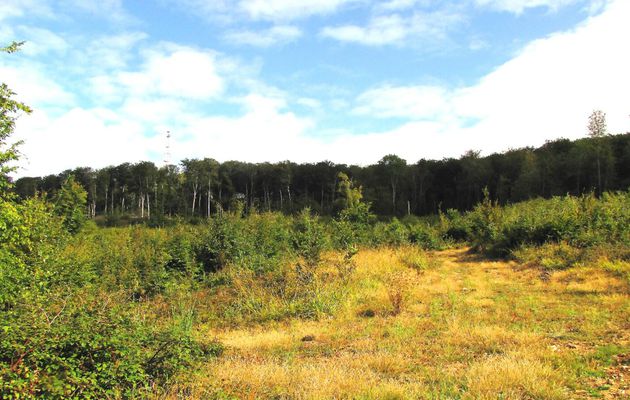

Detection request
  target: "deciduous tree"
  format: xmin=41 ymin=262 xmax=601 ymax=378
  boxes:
xmin=588 ymin=109 xmax=607 ymax=195
xmin=54 ymin=175 xmax=87 ymax=234
xmin=0 ymin=42 xmax=31 ymax=196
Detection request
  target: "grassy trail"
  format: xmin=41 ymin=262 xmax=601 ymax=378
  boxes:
xmin=175 ymin=248 xmax=629 ymax=399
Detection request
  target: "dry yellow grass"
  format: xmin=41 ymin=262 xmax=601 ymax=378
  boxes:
xmin=166 ymin=247 xmax=630 ymax=399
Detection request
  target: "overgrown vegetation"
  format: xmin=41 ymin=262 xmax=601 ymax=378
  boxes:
xmin=2 ymin=43 xmax=628 ymax=398
xmin=3 ymin=186 xmax=627 ymax=397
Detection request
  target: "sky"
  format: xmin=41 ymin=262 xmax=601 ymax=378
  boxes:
xmin=1 ymin=0 xmax=629 ymax=177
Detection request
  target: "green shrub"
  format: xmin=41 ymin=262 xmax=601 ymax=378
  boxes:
xmin=0 ymin=196 xmax=67 ymax=308
xmin=408 ymin=223 xmax=446 ymax=250
xmin=467 ymin=190 xmax=503 ymax=254
xmin=371 ymin=218 xmax=408 ymax=247
xmin=441 ymin=208 xmax=471 ymax=242
xmin=243 ymin=212 xmax=292 ymax=273
xmin=464 ymin=191 xmax=630 ymax=257
xmin=165 ymin=227 xmax=198 ymax=275
xmin=0 ymin=289 xmax=220 ymax=399
xmin=601 ymin=260 xmax=630 ymax=286
xmin=195 ymin=215 xmax=247 ymax=273
xmin=53 ymin=176 xmax=87 ymax=235
xmin=292 ymin=208 xmax=327 ymax=269
xmin=512 ymin=242 xmax=584 ymax=270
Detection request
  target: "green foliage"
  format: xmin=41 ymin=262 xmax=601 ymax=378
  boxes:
xmin=512 ymin=242 xmax=584 ymax=270
xmin=371 ymin=218 xmax=409 ymax=247
xmin=400 ymin=249 xmax=432 ymax=274
xmin=1 ymin=42 xmax=31 ymax=195
xmin=467 ymin=188 xmax=502 ymax=253
xmin=196 ymin=212 xmax=292 ymax=274
xmin=464 ymin=190 xmax=629 ymax=257
xmin=292 ymin=208 xmax=327 ymax=268
xmin=0 ymin=203 xmax=221 ymax=398
xmin=601 ymin=260 xmax=630 ymax=286
xmin=196 ymin=214 xmax=247 ymax=273
xmin=0 ymin=196 xmax=67 ymax=308
xmin=408 ymin=223 xmax=446 ymax=250
xmin=164 ymin=226 xmax=198 ymax=275
xmin=334 ymin=172 xmax=363 ymax=212
xmin=54 ymin=175 xmax=88 ymax=234
xmin=0 ymin=288 xmax=220 ymax=399
xmin=244 ymin=212 xmax=292 ymax=273
xmin=441 ymin=208 xmax=471 ymax=242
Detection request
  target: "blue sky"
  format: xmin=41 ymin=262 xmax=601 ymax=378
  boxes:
xmin=1 ymin=0 xmax=628 ymax=177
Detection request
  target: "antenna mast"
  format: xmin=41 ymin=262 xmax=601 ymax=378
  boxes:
xmin=163 ymin=130 xmax=172 ymax=167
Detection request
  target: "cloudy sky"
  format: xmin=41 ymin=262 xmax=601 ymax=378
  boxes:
xmin=1 ymin=0 xmax=628 ymax=177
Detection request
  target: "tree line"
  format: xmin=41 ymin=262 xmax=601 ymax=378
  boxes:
xmin=12 ymin=132 xmax=630 ymax=219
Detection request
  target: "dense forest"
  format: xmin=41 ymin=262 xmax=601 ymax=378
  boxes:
xmin=13 ymin=132 xmax=630 ymax=219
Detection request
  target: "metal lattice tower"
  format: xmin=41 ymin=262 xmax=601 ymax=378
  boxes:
xmin=163 ymin=130 xmax=172 ymax=167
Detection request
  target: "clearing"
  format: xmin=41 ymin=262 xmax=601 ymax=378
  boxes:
xmin=174 ymin=247 xmax=629 ymax=399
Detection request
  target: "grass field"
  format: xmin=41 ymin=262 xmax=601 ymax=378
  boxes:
xmin=167 ymin=247 xmax=629 ymax=399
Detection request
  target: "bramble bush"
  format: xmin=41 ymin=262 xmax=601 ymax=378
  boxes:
xmin=464 ymin=190 xmax=630 ymax=257
xmin=1 ymin=198 xmax=221 ymax=398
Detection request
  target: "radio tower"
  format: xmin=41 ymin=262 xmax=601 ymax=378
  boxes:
xmin=163 ymin=130 xmax=172 ymax=167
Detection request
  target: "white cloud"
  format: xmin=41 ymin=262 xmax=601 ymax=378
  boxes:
xmin=16 ymin=90 xmax=315 ymax=174
xmin=7 ymin=33 xmax=315 ymax=175
xmin=354 ymin=85 xmax=453 ymax=119
xmin=375 ymin=0 xmax=428 ymax=12
xmin=297 ymin=97 xmax=322 ymax=109
xmin=115 ymin=47 xmax=224 ymax=100
xmin=14 ymin=107 xmax=150 ymax=177
xmin=82 ymin=32 xmax=148 ymax=71
xmin=0 ymin=65 xmax=75 ymax=107
xmin=0 ymin=0 xmax=54 ymax=22
xmin=340 ymin=0 xmax=630 ymax=161
xmin=474 ymin=0 xmax=582 ymax=14
xmin=170 ymin=0 xmax=358 ymax=22
xmin=61 ymin=0 xmax=134 ymax=23
xmin=321 ymin=10 xmax=463 ymax=46
xmin=15 ymin=27 xmax=69 ymax=56
xmin=8 ymin=0 xmax=630 ymax=177
xmin=224 ymin=25 xmax=302 ymax=47
xmin=121 ymin=98 xmax=187 ymax=125
xmin=240 ymin=0 xmax=357 ymax=20
xmin=174 ymin=94 xmax=315 ymax=162
xmin=453 ymin=0 xmax=629 ymax=146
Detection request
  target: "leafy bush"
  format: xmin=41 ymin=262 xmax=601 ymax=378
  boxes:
xmin=0 ymin=288 xmax=220 ymax=399
xmin=371 ymin=218 xmax=408 ymax=247
xmin=0 ymin=196 xmax=67 ymax=308
xmin=195 ymin=215 xmax=247 ymax=273
xmin=512 ymin=242 xmax=584 ymax=271
xmin=292 ymin=208 xmax=327 ymax=269
xmin=53 ymin=176 xmax=87 ymax=235
xmin=243 ymin=212 xmax=292 ymax=273
xmin=601 ymin=260 xmax=630 ymax=286
xmin=194 ymin=212 xmax=292 ymax=274
xmin=0 ymin=199 xmax=222 ymax=398
xmin=441 ymin=208 xmax=471 ymax=242
xmin=465 ymin=191 xmax=630 ymax=257
xmin=399 ymin=248 xmax=438 ymax=274
xmin=408 ymin=223 xmax=446 ymax=250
